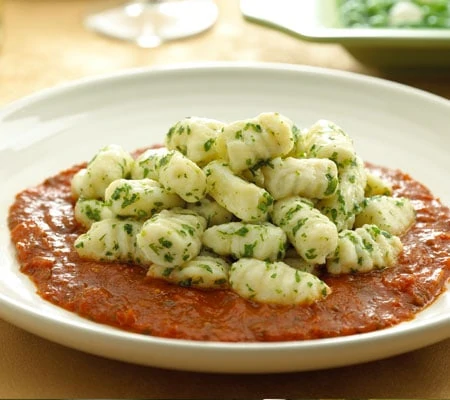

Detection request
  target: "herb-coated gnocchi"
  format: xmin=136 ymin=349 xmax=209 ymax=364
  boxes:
xmin=317 ymin=155 xmax=367 ymax=231
xmin=74 ymin=218 xmax=144 ymax=264
xmin=165 ymin=117 xmax=224 ymax=167
xmin=73 ymin=112 xmax=416 ymax=307
xmin=105 ymin=178 xmax=184 ymax=219
xmin=71 ymin=144 xmax=134 ymax=200
xmin=215 ymin=112 xmax=295 ymax=173
xmin=229 ymin=258 xmax=330 ymax=305
xmin=74 ymin=199 xmax=113 ymax=228
xmin=136 ymin=209 xmax=206 ymax=267
xmin=204 ymin=160 xmax=274 ymax=222
xmin=261 ymin=157 xmax=338 ymax=200
xmin=326 ymin=224 xmax=403 ymax=274
xmin=354 ymin=195 xmax=416 ymax=236
xmin=271 ymin=196 xmax=339 ymax=265
xmin=132 ymin=148 xmax=207 ymax=203
xmin=202 ymin=221 xmax=287 ymax=261
xmin=147 ymin=255 xmax=230 ymax=289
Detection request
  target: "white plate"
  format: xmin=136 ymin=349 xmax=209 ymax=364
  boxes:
xmin=0 ymin=63 xmax=449 ymax=373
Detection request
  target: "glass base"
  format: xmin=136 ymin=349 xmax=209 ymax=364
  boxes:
xmin=85 ymin=0 xmax=219 ymax=48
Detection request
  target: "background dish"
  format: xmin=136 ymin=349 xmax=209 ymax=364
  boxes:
xmin=240 ymin=0 xmax=450 ymax=68
xmin=0 ymin=63 xmax=449 ymax=373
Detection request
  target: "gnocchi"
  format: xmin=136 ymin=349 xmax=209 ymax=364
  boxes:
xmin=229 ymin=258 xmax=330 ymax=305
xmin=204 ymin=160 xmax=273 ymax=222
xmin=73 ymin=112 xmax=417 ymax=307
xmin=74 ymin=218 xmax=144 ymax=264
xmin=72 ymin=144 xmax=134 ymax=200
xmin=271 ymin=196 xmax=338 ymax=265
xmin=132 ymin=149 xmax=207 ymax=203
xmin=136 ymin=209 xmax=206 ymax=267
xmin=74 ymin=199 xmax=113 ymax=229
xmin=202 ymin=221 xmax=287 ymax=261
xmin=105 ymin=178 xmax=184 ymax=219
xmin=215 ymin=112 xmax=295 ymax=173
xmin=326 ymin=224 xmax=403 ymax=274
xmin=354 ymin=195 xmax=416 ymax=236
xmin=147 ymin=255 xmax=230 ymax=289
xmin=261 ymin=157 xmax=338 ymax=200
xmin=165 ymin=117 xmax=224 ymax=166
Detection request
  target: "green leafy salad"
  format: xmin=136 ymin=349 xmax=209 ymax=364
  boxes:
xmin=338 ymin=0 xmax=450 ymax=28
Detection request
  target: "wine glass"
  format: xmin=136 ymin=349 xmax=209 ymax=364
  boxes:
xmin=84 ymin=0 xmax=219 ymax=48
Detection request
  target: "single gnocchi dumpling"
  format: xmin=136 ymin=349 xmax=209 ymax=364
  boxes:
xmin=317 ymin=156 xmax=367 ymax=231
xmin=159 ymin=151 xmax=207 ymax=203
xmin=71 ymin=145 xmax=134 ymax=200
xmin=74 ymin=199 xmax=113 ymax=229
xmin=132 ymin=149 xmax=207 ymax=203
xmin=136 ymin=209 xmax=206 ymax=267
xmin=301 ymin=120 xmax=356 ymax=165
xmin=202 ymin=222 xmax=287 ymax=261
xmin=271 ymin=196 xmax=338 ymax=265
xmin=131 ymin=147 xmax=168 ymax=180
xmin=215 ymin=112 xmax=295 ymax=173
xmin=147 ymin=255 xmax=230 ymax=289
xmin=186 ymin=197 xmax=234 ymax=227
xmin=165 ymin=117 xmax=225 ymax=166
xmin=326 ymin=224 xmax=403 ymax=274
xmin=365 ymin=172 xmax=393 ymax=197
xmin=74 ymin=218 xmax=145 ymax=264
xmin=104 ymin=178 xmax=184 ymax=219
xmin=229 ymin=258 xmax=331 ymax=305
xmin=204 ymin=161 xmax=273 ymax=222
xmin=261 ymin=157 xmax=338 ymax=200
xmin=354 ymin=195 xmax=416 ymax=236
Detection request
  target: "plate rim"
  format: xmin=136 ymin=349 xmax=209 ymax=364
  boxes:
xmin=0 ymin=61 xmax=449 ymax=372
xmin=1 ymin=61 xmax=449 ymax=114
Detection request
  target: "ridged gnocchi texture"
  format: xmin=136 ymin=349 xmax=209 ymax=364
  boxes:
xmin=74 ymin=219 xmax=144 ymax=264
xmin=204 ymin=161 xmax=274 ymax=222
xmin=202 ymin=222 xmax=287 ymax=261
xmin=165 ymin=117 xmax=224 ymax=166
xmin=71 ymin=144 xmax=134 ymax=200
xmin=131 ymin=147 xmax=167 ymax=180
xmin=132 ymin=149 xmax=207 ymax=203
xmin=147 ymin=255 xmax=230 ymax=289
xmin=73 ymin=112 xmax=417 ymax=307
xmin=271 ymin=196 xmax=338 ymax=265
xmin=326 ymin=224 xmax=403 ymax=274
xmin=104 ymin=178 xmax=184 ymax=219
xmin=261 ymin=157 xmax=338 ymax=200
xmin=136 ymin=209 xmax=206 ymax=267
xmin=317 ymin=155 xmax=367 ymax=231
xmin=301 ymin=120 xmax=355 ymax=164
xmin=229 ymin=259 xmax=330 ymax=305
xmin=215 ymin=112 xmax=295 ymax=173
xmin=74 ymin=199 xmax=113 ymax=228
xmin=354 ymin=195 xmax=416 ymax=236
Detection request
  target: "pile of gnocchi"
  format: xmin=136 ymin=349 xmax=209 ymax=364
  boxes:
xmin=72 ymin=112 xmax=416 ymax=306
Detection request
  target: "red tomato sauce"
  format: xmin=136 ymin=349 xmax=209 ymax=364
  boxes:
xmin=7 ymin=162 xmax=450 ymax=342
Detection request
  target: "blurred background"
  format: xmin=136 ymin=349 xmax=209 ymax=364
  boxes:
xmin=0 ymin=0 xmax=449 ymax=107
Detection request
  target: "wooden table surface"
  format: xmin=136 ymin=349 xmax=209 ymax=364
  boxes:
xmin=0 ymin=0 xmax=449 ymax=398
